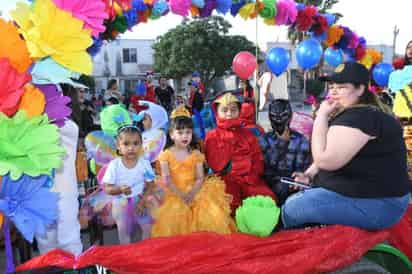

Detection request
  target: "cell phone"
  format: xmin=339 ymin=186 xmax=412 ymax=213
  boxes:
xmin=280 ymin=177 xmax=311 ymax=189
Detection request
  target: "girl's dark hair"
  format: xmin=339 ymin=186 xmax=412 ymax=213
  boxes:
xmin=404 ymin=40 xmax=412 ymax=65
xmin=61 ymin=84 xmax=82 ymax=128
xmin=116 ymin=125 xmax=142 ymax=156
xmin=107 ymin=79 xmax=117 ymax=90
xmin=166 ymin=116 xmax=199 ymax=151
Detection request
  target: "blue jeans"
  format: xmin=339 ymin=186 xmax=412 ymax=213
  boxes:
xmin=281 ymin=187 xmax=410 ymax=230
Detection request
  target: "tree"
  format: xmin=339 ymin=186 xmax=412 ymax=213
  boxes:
xmin=152 ymin=16 xmax=257 ymax=89
xmin=288 ymin=0 xmax=342 ymax=45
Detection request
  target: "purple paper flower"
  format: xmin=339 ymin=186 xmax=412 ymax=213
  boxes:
xmin=36 ymin=84 xmax=72 ymax=127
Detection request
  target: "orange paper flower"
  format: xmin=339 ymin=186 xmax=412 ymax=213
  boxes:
xmin=190 ymin=6 xmax=200 ymax=17
xmin=324 ymin=25 xmax=344 ymax=47
xmin=0 ymin=18 xmax=32 ymax=73
xmin=19 ymin=84 xmax=46 ymax=118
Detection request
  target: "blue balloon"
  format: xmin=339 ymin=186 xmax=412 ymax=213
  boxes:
xmin=296 ymin=39 xmax=323 ymax=70
xmin=266 ymin=47 xmax=290 ymax=76
xmin=324 ymin=48 xmax=343 ymax=67
xmin=373 ymin=63 xmax=394 ymax=87
xmin=296 ymin=3 xmax=305 ymax=10
xmin=216 ymin=0 xmax=232 ymax=14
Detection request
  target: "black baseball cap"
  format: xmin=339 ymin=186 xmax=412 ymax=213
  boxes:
xmin=320 ymin=62 xmax=369 ymax=86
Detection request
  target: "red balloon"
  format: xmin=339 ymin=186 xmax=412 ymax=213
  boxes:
xmin=232 ymin=51 xmax=257 ymax=80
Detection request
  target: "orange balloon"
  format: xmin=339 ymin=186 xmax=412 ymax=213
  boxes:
xmin=0 ymin=18 xmax=33 ymax=73
xmin=19 ymin=84 xmax=46 ymax=118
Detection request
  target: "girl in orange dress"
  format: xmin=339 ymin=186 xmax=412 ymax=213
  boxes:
xmin=151 ymin=109 xmax=235 ymax=237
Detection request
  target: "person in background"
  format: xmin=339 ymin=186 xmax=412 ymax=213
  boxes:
xmin=188 ymin=81 xmax=204 ymax=114
xmin=155 ymin=76 xmax=175 ymax=113
xmin=104 ymin=79 xmax=122 ymax=102
xmin=258 ymin=68 xmax=289 ymax=111
xmin=144 ymin=71 xmax=157 ymax=103
xmin=260 ymin=99 xmax=311 ymax=204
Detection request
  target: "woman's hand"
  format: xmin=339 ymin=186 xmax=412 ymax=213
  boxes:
xmin=120 ymin=185 xmax=132 ymax=195
xmin=291 ymin=172 xmax=311 ymax=191
xmin=317 ymin=99 xmax=340 ymax=118
xmin=136 ymin=200 xmax=145 ymax=216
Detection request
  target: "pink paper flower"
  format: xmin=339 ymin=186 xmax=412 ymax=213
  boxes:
xmin=275 ymin=0 xmax=297 ymax=26
xmin=53 ymin=0 xmax=109 ymax=37
xmin=169 ymin=0 xmax=191 ymax=16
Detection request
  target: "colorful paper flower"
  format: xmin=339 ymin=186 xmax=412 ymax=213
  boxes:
xmin=0 ymin=174 xmax=59 ymax=242
xmin=259 ymin=0 xmax=277 ymax=19
xmin=216 ymin=0 xmax=232 ymax=15
xmin=192 ymin=0 xmax=205 ymax=8
xmin=238 ymin=3 xmax=256 ymax=19
xmin=53 ymin=0 xmax=109 ymax=38
xmin=0 ymin=59 xmax=31 ymax=117
xmin=30 ymin=58 xmax=83 ymax=87
xmin=295 ymin=5 xmax=317 ymax=32
xmin=393 ymin=58 xmax=406 ymax=70
xmin=11 ymin=0 xmax=93 ymax=75
xmin=311 ymin=15 xmax=328 ymax=36
xmin=18 ymin=84 xmax=46 ymax=118
xmin=170 ymin=0 xmax=192 ymax=16
xmin=0 ymin=18 xmax=32 ymax=73
xmin=0 ymin=111 xmax=66 ymax=180
xmin=235 ymin=196 xmax=280 ymax=237
xmin=36 ymin=84 xmax=72 ymax=128
xmin=275 ymin=0 xmax=297 ymax=25
xmin=324 ymin=25 xmax=344 ymax=47
xmin=199 ymin=0 xmax=216 ymax=17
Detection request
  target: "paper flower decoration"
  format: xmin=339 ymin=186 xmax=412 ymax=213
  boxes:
xmin=30 ymin=58 xmax=83 ymax=87
xmin=388 ymin=66 xmax=412 ymax=93
xmin=393 ymin=58 xmax=406 ymax=70
xmin=296 ymin=5 xmax=317 ymax=32
xmin=199 ymin=0 xmax=216 ymax=17
xmin=18 ymin=84 xmax=46 ymax=118
xmin=238 ymin=3 xmax=256 ymax=19
xmin=0 ymin=18 xmax=32 ymax=73
xmin=112 ymin=15 xmax=129 ymax=33
xmin=0 ymin=59 xmax=31 ymax=117
xmin=0 ymin=111 xmax=66 ymax=180
xmin=36 ymin=84 xmax=72 ymax=128
xmin=170 ymin=0 xmax=192 ymax=16
xmin=259 ymin=0 xmax=277 ymax=19
xmin=100 ymin=104 xmax=132 ymax=136
xmin=311 ymin=15 xmax=328 ymax=36
xmin=11 ymin=0 xmax=93 ymax=75
xmin=216 ymin=0 xmax=232 ymax=15
xmin=152 ymin=0 xmax=169 ymax=16
xmin=275 ymin=0 xmax=297 ymax=25
xmin=235 ymin=195 xmax=280 ymax=237
xmin=0 ymin=174 xmax=58 ymax=242
xmin=192 ymin=0 xmax=205 ymax=8
xmin=53 ymin=0 xmax=109 ymax=38
xmin=324 ymin=25 xmax=344 ymax=47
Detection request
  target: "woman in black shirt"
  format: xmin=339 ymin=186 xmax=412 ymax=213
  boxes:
xmin=282 ymin=62 xmax=410 ymax=230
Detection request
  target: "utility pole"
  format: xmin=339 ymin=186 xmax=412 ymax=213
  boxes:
xmin=392 ymin=25 xmax=400 ymax=61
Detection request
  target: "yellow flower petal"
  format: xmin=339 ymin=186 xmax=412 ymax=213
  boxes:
xmin=11 ymin=0 xmax=93 ymax=75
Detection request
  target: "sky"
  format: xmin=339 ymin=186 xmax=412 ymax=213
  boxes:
xmin=1 ymin=0 xmax=411 ymax=54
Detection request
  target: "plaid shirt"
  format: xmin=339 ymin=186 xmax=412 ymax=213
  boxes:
xmin=260 ymin=130 xmax=311 ymax=187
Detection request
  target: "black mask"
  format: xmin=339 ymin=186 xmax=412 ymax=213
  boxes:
xmin=268 ymin=99 xmax=292 ymax=135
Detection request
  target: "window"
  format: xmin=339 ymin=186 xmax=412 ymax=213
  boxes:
xmin=123 ymin=48 xmax=137 ymax=63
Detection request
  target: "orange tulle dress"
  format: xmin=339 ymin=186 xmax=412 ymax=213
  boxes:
xmin=151 ymin=149 xmax=235 ymax=237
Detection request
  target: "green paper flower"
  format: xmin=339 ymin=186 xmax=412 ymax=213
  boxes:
xmin=0 ymin=111 xmax=66 ymax=180
xmin=260 ymin=0 xmax=277 ymax=19
xmin=100 ymin=104 xmax=131 ymax=136
xmin=235 ymin=195 xmax=280 ymax=237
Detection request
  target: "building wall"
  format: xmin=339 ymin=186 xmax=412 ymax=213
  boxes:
xmin=92 ymin=39 xmax=155 ymax=94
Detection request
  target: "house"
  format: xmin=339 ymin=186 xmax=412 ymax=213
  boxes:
xmin=92 ymin=39 xmax=156 ymax=95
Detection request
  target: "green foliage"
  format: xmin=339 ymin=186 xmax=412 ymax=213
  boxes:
xmin=77 ymin=74 xmax=95 ymax=89
xmin=152 ymin=16 xmax=256 ymax=88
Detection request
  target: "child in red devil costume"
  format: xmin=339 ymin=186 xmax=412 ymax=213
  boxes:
xmin=205 ymin=93 xmax=277 ymax=213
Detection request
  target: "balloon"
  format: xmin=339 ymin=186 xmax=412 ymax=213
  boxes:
xmin=232 ymin=51 xmax=257 ymax=80
xmin=265 ymin=47 xmax=290 ymax=76
xmin=296 ymin=39 xmax=323 ymax=70
xmin=85 ymin=131 xmax=117 ymax=166
xmin=324 ymin=47 xmax=343 ymax=67
xmin=373 ymin=62 xmax=394 ymax=87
